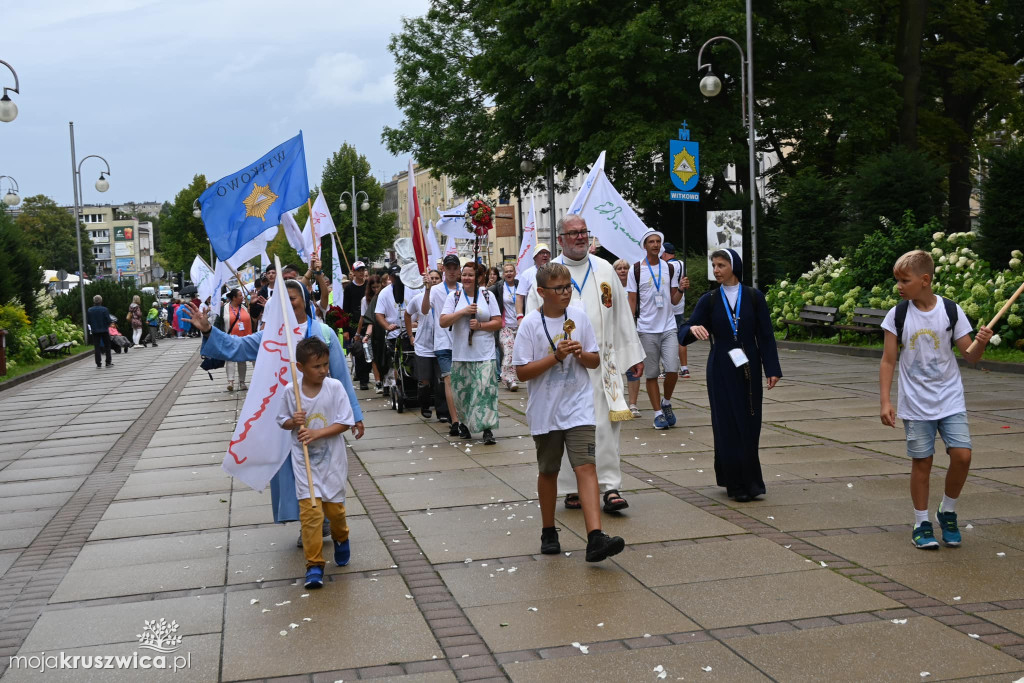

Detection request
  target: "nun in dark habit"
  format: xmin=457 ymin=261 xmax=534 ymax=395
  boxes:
xmin=678 ymin=249 xmax=782 ymax=502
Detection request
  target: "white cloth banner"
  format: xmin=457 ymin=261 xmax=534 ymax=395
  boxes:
xmin=207 ymin=259 xmax=233 ymax=303
xmin=226 ymin=225 xmax=278 ymax=271
xmin=567 ymin=151 xmax=649 ymax=263
xmin=303 ymin=190 xmax=338 ymax=260
xmin=260 ymin=250 xmax=270 ymax=273
xmin=426 ymin=220 xmax=442 ymax=269
xmin=435 ymin=201 xmax=469 ymax=240
xmin=190 ymin=256 xmax=215 ymax=302
xmin=444 ymin=234 xmax=459 ymax=257
xmin=282 ymin=211 xmax=309 ymax=263
xmin=515 ymin=197 xmax=537 ymax=275
xmin=222 ymin=289 xmax=301 ymax=491
xmin=331 ymin=234 xmax=345 ymax=289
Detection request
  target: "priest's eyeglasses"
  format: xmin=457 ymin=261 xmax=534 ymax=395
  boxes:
xmin=539 ymin=283 xmax=573 ymax=295
xmin=561 ymin=229 xmax=589 ymax=240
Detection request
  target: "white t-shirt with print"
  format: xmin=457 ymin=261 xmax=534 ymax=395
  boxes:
xmin=276 ymin=377 xmax=354 ymax=503
xmin=626 ymin=258 xmax=677 ymax=334
xmin=374 ymin=285 xmax=404 ymax=340
xmin=880 ymin=299 xmax=973 ymax=421
xmin=512 ymin=305 xmax=598 ymax=435
xmin=428 ymin=280 xmax=461 ymax=352
xmin=667 ymin=258 xmax=686 ymax=315
xmin=501 ymin=280 xmax=518 ymax=330
xmin=441 ymin=288 xmax=501 ymax=362
xmin=407 ymin=291 xmax=435 ymax=358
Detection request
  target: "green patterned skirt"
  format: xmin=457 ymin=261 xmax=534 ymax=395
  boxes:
xmin=451 ymin=360 xmax=499 ymax=433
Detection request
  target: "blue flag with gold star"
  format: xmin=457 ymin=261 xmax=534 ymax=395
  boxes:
xmin=198 ymin=132 xmax=308 ymax=263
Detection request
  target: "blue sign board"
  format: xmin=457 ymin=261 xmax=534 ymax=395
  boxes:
xmin=669 ymin=122 xmax=699 ymax=203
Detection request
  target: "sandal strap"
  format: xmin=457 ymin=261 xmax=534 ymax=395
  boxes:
xmin=603 ymin=489 xmax=623 ymax=501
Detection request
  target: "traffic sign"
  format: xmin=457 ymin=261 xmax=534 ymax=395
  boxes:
xmin=669 ymin=122 xmax=700 ymax=202
xmin=57 ymin=269 xmax=68 ymax=281
xmin=152 ymin=264 xmax=166 ymax=278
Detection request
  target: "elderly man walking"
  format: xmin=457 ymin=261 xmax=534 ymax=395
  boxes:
xmin=87 ymin=295 xmax=113 ymax=368
xmin=526 ymin=215 xmax=645 ymax=512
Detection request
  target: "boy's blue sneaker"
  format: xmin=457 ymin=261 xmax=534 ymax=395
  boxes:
xmin=304 ymin=565 xmax=324 ymax=589
xmin=911 ymin=521 xmax=940 ymax=549
xmin=936 ymin=509 xmax=962 ymax=547
xmin=334 ymin=539 xmax=351 ymax=567
xmin=661 ymin=401 xmax=676 ymax=427
xmin=654 ymin=414 xmax=669 ymax=430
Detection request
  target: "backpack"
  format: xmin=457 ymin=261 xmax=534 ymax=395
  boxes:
xmin=893 ymin=297 xmax=959 ymax=349
xmin=633 ymin=260 xmax=674 ymax=322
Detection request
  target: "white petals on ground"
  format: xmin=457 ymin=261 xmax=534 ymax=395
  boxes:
xmin=279 ymin=630 xmax=288 ymax=636
xmin=289 ymin=623 xmax=299 ymax=629
xmin=702 ymin=666 xmax=713 ymax=672
xmin=847 ymin=483 xmax=854 ymax=488
xmin=570 ymin=642 xmax=590 ymax=654
xmin=464 ymin=558 xmax=473 ymax=563
xmin=261 ymin=609 xmax=271 ymax=613
xmin=405 ymin=594 xmax=413 ymax=599
xmin=954 ymin=596 xmax=961 ymax=601
xmin=565 ymin=552 xmax=572 ymax=557
xmin=767 ymin=516 xmax=774 ymax=520
xmin=303 ymin=617 xmax=312 ymax=622
xmin=891 ymin=619 xmax=908 ymax=624
xmin=997 ymin=552 xmax=1006 ymax=557
xmin=275 ymin=601 xmax=291 ymax=606
xmin=965 ymin=524 xmax=974 ymax=529
xmin=300 ymin=593 xmax=309 ymax=598
xmin=653 ymin=665 xmax=664 ymax=673
xmin=920 ymin=673 xmax=930 ymax=678
xmin=250 ymin=599 xmax=259 ymax=605
xmin=820 ymin=561 xmax=828 ymax=567
xmin=597 ymin=622 xmax=605 ymax=627
xmin=969 ymin=633 xmax=980 ymax=638
xmin=508 ymin=567 xmax=517 ymax=573
xmin=528 ymin=607 xmax=538 ymax=612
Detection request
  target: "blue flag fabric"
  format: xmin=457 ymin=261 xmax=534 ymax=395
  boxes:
xmin=199 ymin=132 xmax=308 ymax=263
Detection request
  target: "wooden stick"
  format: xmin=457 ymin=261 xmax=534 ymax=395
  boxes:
xmin=966 ymin=280 xmax=1024 ymax=356
xmin=275 ymin=254 xmax=317 ymax=508
xmin=331 ymin=232 xmax=352 ymax=274
xmin=308 ymin=198 xmax=319 ymax=260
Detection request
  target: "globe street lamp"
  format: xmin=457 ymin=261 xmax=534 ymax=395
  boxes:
xmin=0 ymin=60 xmax=20 ymax=123
xmin=339 ymin=176 xmax=370 ymax=262
xmin=0 ymin=176 xmax=20 ymax=208
xmin=697 ymin=3 xmax=760 ymax=287
xmin=69 ymin=122 xmax=111 ymax=341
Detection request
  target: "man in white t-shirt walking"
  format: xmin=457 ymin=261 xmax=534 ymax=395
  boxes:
xmin=422 ymin=255 xmax=464 ymax=436
xmin=661 ymin=242 xmax=691 ymax=378
xmin=515 ymin=243 xmax=551 ymax=321
xmin=627 ymin=229 xmax=682 ymax=430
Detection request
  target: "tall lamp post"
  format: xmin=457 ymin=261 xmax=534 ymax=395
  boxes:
xmin=0 ymin=59 xmax=19 ymax=123
xmin=520 ymin=153 xmax=557 ymax=248
xmin=339 ymin=177 xmax=370 ymax=262
xmin=697 ymin=1 xmax=759 ymax=287
xmin=69 ymin=122 xmax=111 ymax=341
xmin=0 ymin=176 xmax=20 ymax=209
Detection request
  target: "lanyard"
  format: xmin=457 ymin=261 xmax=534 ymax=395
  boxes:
xmin=721 ymin=286 xmax=742 ymax=341
xmin=568 ymin=258 xmax=593 ymax=296
xmin=645 ymin=257 xmax=662 ymax=292
xmin=505 ymin=282 xmax=515 ymax=300
xmin=540 ymin=311 xmax=568 ymax=354
xmin=444 ymin=281 xmax=461 ymax=296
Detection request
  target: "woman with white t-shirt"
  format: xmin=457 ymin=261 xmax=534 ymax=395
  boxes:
xmin=439 ymin=262 xmax=502 ymax=444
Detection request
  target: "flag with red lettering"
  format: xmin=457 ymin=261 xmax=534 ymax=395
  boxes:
xmin=408 ymin=159 xmax=429 ymax=273
xmin=303 ymin=190 xmax=337 ymax=260
xmin=221 ymin=289 xmax=301 ymax=491
xmin=515 ymin=197 xmax=537 ymax=275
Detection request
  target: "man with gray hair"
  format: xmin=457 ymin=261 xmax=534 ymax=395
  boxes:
xmin=526 ymin=215 xmax=645 ymax=512
xmin=86 ymin=295 xmax=113 ymax=368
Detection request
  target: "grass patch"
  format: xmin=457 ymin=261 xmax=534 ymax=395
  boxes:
xmin=0 ymin=345 xmax=90 ymax=382
xmin=775 ymin=330 xmax=1024 ymax=363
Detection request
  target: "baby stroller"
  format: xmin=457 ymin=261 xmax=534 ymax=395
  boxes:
xmin=388 ymin=330 xmax=420 ymax=414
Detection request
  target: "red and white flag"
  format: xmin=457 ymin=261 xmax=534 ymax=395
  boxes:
xmin=516 ymin=197 xmax=537 ymax=275
xmin=303 ymin=190 xmax=337 ymax=260
xmin=221 ymin=288 xmax=301 ymax=491
xmin=408 ymin=159 xmax=429 ymax=273
xmin=444 ymin=234 xmax=459 ymax=257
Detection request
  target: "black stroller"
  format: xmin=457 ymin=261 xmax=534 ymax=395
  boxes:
xmin=388 ymin=330 xmax=420 ymax=413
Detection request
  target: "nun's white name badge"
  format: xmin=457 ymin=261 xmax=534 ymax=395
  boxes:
xmin=655 ymin=294 xmax=664 ymax=308
xmin=728 ymin=348 xmax=750 ymax=367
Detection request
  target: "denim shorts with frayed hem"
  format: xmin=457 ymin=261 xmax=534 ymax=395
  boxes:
xmin=903 ymin=411 xmax=971 ymax=459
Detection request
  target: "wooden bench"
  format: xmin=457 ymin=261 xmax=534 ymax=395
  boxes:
xmin=37 ymin=334 xmax=72 ymax=357
xmin=780 ymin=304 xmax=838 ymax=339
xmin=834 ymin=307 xmax=888 ymax=344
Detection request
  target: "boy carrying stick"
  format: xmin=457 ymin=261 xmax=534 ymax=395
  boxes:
xmin=512 ymin=263 xmax=626 ymax=562
xmin=278 ymin=337 xmax=355 ymax=587
xmin=879 ymin=250 xmax=993 ymax=549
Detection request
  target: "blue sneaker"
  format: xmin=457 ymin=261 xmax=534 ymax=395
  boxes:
xmin=911 ymin=521 xmax=940 ymax=549
xmin=936 ymin=509 xmax=962 ymax=547
xmin=654 ymin=414 xmax=669 ymax=430
xmin=334 ymin=539 xmax=351 ymax=566
xmin=304 ymin=565 xmax=324 ymax=589
xmin=661 ymin=401 xmax=676 ymax=427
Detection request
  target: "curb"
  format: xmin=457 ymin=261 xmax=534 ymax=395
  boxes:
xmin=0 ymin=351 xmax=91 ymax=393
xmin=776 ymin=340 xmax=1024 ymax=375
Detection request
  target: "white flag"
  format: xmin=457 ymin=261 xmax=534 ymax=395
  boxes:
xmin=515 ymin=197 xmax=537 ymax=275
xmin=444 ymin=234 xmax=459 ymax=257
xmin=426 ymin=220 xmax=442 ymax=270
xmin=435 ymin=201 xmax=469 ymax=240
xmin=222 ymin=289 xmax=300 ymax=491
xmin=282 ymin=211 xmax=309 ymax=263
xmin=190 ymin=256 xmax=215 ymax=301
xmin=260 ymin=250 xmax=270 ymax=272
xmin=302 ymin=190 xmax=338 ymax=260
xmin=567 ymin=151 xmax=649 ymax=263
xmin=226 ymin=225 xmax=278 ymax=271
xmin=331 ymin=234 xmax=345 ymax=292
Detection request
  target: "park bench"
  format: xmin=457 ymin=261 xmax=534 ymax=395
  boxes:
xmin=37 ymin=334 xmax=72 ymax=357
xmin=834 ymin=307 xmax=888 ymax=344
xmin=780 ymin=304 xmax=838 ymax=339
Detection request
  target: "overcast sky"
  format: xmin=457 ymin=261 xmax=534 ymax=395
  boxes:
xmin=1 ymin=0 xmax=429 ymax=207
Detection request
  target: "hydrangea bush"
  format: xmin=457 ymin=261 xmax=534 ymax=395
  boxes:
xmin=766 ymin=231 xmax=1024 ymax=347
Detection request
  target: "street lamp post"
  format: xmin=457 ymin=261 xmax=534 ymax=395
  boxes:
xmin=0 ymin=176 xmax=20 ymax=208
xmin=69 ymin=122 xmax=111 ymax=342
xmin=520 ymin=154 xmax=557 ymax=248
xmin=0 ymin=59 xmax=20 ymax=123
xmin=697 ymin=0 xmax=759 ymax=287
xmin=339 ymin=176 xmax=370 ymax=262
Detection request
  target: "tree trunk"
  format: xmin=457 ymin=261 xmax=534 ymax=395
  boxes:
xmin=895 ymin=0 xmax=928 ymax=149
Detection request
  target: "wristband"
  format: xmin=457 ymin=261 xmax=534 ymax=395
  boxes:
xmin=516 ymin=314 xmax=524 ymax=320
xmin=312 ymin=269 xmax=323 ymax=276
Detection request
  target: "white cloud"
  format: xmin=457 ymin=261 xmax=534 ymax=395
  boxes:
xmin=304 ymin=52 xmax=395 ymax=106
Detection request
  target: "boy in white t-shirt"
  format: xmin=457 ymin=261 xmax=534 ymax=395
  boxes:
xmin=277 ymin=337 xmax=356 ymax=589
xmin=405 ymin=270 xmax=442 ymax=420
xmin=513 ymin=263 xmax=626 ymax=562
xmin=879 ymin=250 xmax=992 ymax=550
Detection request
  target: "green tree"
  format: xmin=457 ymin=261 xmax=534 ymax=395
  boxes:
xmin=158 ymin=175 xmax=209 ymax=272
xmin=15 ymin=195 xmax=94 ymax=275
xmin=765 ymin=168 xmax=846 ymax=278
xmin=0 ymin=209 xmax=42 ymax=315
xmin=978 ymin=142 xmax=1024 ymax=267
xmin=319 ymin=143 xmax=396 ymax=267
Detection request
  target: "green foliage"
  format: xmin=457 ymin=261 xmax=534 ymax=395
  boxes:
xmin=54 ymin=279 xmax=155 ymax=336
xmin=683 ymin=251 xmax=712 ymax=318
xmin=978 ymin=142 xmax=1024 ymax=268
xmin=158 ymin=175 xmax=209 ymax=272
xmin=765 ymin=168 xmax=846 ymax=279
xmin=14 ymin=194 xmax=93 ymax=276
xmin=0 ymin=290 xmax=86 ymax=368
xmin=0 ymin=210 xmax=41 ymax=316
xmin=845 ymin=211 xmax=935 ymax=288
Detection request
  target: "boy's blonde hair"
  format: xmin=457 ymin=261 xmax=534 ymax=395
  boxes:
xmin=536 ymin=262 xmax=571 ymax=288
xmin=894 ymin=250 xmax=934 ymax=278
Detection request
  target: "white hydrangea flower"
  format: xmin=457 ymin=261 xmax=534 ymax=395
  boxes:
xmin=991 ymin=334 xmax=1002 ymax=347
xmin=1012 ymin=250 xmax=1023 ymax=259
xmin=1010 ymin=258 xmax=1022 ymax=270
xmin=932 ymin=248 xmax=943 ymax=258
xmin=932 ymin=232 xmax=945 ymax=242
xmin=957 ymin=257 xmax=968 ymax=267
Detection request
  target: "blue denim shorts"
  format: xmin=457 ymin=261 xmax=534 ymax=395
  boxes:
xmin=435 ymin=349 xmax=453 ymax=377
xmin=903 ymin=412 xmax=972 ymax=459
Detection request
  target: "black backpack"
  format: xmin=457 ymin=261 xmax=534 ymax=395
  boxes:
xmin=893 ymin=297 xmax=959 ymax=349
xmin=632 ymin=260 xmax=674 ymax=323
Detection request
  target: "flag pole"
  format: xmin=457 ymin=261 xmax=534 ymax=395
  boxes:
xmin=275 ymin=254 xmax=317 ymax=509
xmin=308 ymin=198 xmax=319 ymax=260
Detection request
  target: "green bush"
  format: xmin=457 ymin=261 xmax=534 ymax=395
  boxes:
xmin=845 ymin=210 xmax=934 ymax=287
xmin=978 ymin=142 xmax=1024 ymax=268
xmin=683 ymin=252 xmax=712 ymax=318
xmin=54 ymin=280 xmax=156 ymax=336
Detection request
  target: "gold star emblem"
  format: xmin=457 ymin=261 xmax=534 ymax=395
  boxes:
xmin=242 ymin=183 xmax=279 ymax=221
xmin=673 ymin=148 xmax=698 ymax=186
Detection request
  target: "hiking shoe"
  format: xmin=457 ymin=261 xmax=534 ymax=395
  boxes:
xmin=375 ymin=383 xmax=383 ymax=394
xmin=936 ymin=509 xmax=962 ymax=547
xmin=334 ymin=539 xmax=351 ymax=566
xmin=509 ymin=381 xmax=519 ymax=392
xmin=482 ymin=429 xmax=496 ymax=445
xmin=654 ymin=414 xmax=669 ymax=430
xmin=661 ymin=401 xmax=676 ymax=427
xmin=359 ymin=383 xmax=370 ymax=391
xmin=629 ymin=404 xmax=641 ymax=418
xmin=586 ymin=531 xmax=625 ymax=562
xmin=681 ymin=368 xmax=690 ymax=378
xmin=304 ymin=566 xmax=324 ymax=589
xmin=458 ymin=423 xmax=471 ymax=439
xmin=448 ymin=422 xmax=460 ymax=437
xmin=540 ymin=527 xmax=561 ymax=554
xmin=912 ymin=521 xmax=940 ymax=549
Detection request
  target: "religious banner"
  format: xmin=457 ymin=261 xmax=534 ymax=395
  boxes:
xmin=706 ymin=210 xmax=743 ymax=280
xmin=515 ymin=197 xmax=537 ymax=275
xmin=567 ymin=151 xmax=649 ymax=263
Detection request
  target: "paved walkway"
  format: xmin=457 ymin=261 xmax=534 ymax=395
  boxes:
xmin=1 ymin=340 xmax=1023 ymax=682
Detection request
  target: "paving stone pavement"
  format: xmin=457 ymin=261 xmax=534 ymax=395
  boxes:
xmin=1 ymin=341 xmax=1023 ymax=681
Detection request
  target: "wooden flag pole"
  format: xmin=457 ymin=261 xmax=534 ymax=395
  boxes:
xmin=308 ymin=198 xmax=319 ymax=260
xmin=331 ymin=232 xmax=352 ymax=274
xmin=966 ymin=280 xmax=1024 ymax=356
xmin=275 ymin=254 xmax=317 ymax=508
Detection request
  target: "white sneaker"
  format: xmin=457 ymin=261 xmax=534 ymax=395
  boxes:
xmin=509 ymin=382 xmax=518 ymax=392
xmin=629 ymin=404 xmax=641 ymax=418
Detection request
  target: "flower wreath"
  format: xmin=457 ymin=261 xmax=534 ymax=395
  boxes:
xmin=465 ymin=195 xmax=495 ymax=237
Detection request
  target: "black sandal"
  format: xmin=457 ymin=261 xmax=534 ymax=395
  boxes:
xmin=563 ymin=494 xmax=581 ymax=510
xmin=602 ymin=489 xmax=629 ymax=512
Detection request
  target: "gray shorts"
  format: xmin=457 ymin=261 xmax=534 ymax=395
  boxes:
xmin=533 ymin=425 xmax=596 ymax=474
xmin=640 ymin=329 xmax=680 ymax=378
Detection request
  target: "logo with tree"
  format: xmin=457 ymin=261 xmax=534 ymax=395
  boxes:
xmin=136 ymin=618 xmax=184 ymax=653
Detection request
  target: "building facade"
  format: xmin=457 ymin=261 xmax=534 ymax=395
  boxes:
xmin=79 ymin=204 xmax=154 ymax=283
